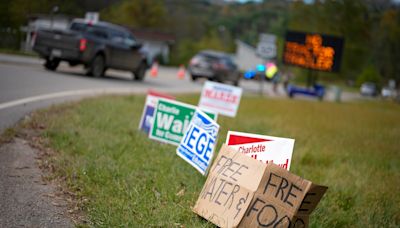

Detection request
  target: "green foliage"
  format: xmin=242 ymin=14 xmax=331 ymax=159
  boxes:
xmin=170 ymin=30 xmax=234 ymax=65
xmin=372 ymin=9 xmax=400 ymax=84
xmin=29 ymin=95 xmax=400 ymax=227
xmin=356 ymin=65 xmax=382 ymax=86
xmin=101 ymin=0 xmax=167 ymax=29
xmin=8 ymin=0 xmax=82 ymax=27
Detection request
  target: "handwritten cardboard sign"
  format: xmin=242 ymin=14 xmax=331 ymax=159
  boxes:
xmin=149 ymin=98 xmax=217 ymax=146
xmin=193 ymin=144 xmax=327 ymax=228
xmin=226 ymin=131 xmax=295 ymax=170
xmin=198 ymin=81 xmax=243 ymax=117
xmin=177 ymin=109 xmax=220 ymax=175
xmin=138 ymin=90 xmax=175 ymax=135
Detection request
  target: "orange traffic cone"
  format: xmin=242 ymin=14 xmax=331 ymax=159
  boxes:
xmin=177 ymin=64 xmax=186 ymax=79
xmin=150 ymin=61 xmax=159 ymax=78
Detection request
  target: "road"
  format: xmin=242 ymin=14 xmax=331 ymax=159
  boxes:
xmin=0 ymin=53 xmax=361 ymax=133
xmin=0 ymin=54 xmax=205 ymax=132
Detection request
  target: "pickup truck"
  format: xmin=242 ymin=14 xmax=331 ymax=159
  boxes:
xmin=32 ymin=19 xmax=148 ymax=80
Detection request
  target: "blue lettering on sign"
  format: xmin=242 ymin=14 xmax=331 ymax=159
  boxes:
xmin=195 ymin=132 xmax=207 ymax=155
xmin=177 ymin=109 xmax=219 ymax=175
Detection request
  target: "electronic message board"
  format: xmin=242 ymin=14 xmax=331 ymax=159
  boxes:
xmin=283 ymin=31 xmax=344 ymax=72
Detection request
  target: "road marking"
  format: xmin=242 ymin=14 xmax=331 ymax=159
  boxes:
xmin=0 ymin=88 xmax=146 ymax=111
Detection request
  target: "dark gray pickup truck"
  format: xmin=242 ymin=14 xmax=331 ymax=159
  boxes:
xmin=33 ymin=19 xmax=148 ymax=80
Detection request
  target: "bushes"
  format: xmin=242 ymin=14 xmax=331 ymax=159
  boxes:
xmin=356 ymin=65 xmax=382 ymax=86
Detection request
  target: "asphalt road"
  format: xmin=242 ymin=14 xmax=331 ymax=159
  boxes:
xmin=0 ymin=53 xmax=361 ymax=133
xmin=0 ymin=54 xmax=206 ymax=132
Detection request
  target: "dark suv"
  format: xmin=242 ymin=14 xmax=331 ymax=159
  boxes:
xmin=188 ymin=50 xmax=240 ymax=86
xmin=33 ymin=19 xmax=148 ymax=80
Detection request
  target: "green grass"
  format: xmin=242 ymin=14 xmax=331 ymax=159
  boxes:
xmin=0 ymin=48 xmax=38 ymax=57
xmin=27 ymin=95 xmax=400 ymax=227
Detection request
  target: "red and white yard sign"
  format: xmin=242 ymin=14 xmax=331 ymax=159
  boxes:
xmin=226 ymin=131 xmax=295 ymax=170
xmin=198 ymin=81 xmax=242 ymax=117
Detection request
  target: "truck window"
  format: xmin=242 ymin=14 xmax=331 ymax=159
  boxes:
xmin=124 ymin=34 xmax=137 ymax=46
xmin=87 ymin=26 xmax=108 ymax=39
xmin=70 ymin=22 xmax=86 ymax=32
xmin=110 ymin=30 xmax=125 ymax=43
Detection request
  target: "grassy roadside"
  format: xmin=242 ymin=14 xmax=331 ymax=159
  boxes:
xmin=0 ymin=48 xmax=38 ymax=57
xmin=23 ymin=95 xmax=400 ymax=227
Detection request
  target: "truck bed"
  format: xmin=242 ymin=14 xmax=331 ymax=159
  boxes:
xmin=33 ymin=29 xmax=82 ymax=61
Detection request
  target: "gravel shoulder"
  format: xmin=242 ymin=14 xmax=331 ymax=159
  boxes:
xmin=0 ymin=137 xmax=73 ymax=228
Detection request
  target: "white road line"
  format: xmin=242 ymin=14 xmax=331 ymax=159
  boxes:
xmin=0 ymin=88 xmax=146 ymax=111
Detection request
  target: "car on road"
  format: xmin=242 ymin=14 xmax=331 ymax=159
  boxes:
xmin=188 ymin=50 xmax=240 ymax=86
xmin=381 ymin=86 xmax=397 ymax=98
xmin=32 ymin=19 xmax=148 ymax=80
xmin=360 ymin=82 xmax=378 ymax=96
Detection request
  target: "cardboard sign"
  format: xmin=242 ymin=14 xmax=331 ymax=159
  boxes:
xmin=198 ymin=81 xmax=243 ymax=117
xmin=193 ymin=144 xmax=327 ymax=228
xmin=177 ymin=109 xmax=220 ymax=175
xmin=138 ymin=90 xmax=175 ymax=134
xmin=226 ymin=131 xmax=295 ymax=170
xmin=149 ymin=98 xmax=217 ymax=146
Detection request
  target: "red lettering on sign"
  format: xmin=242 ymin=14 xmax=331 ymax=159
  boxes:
xmin=204 ymin=89 xmax=238 ymax=103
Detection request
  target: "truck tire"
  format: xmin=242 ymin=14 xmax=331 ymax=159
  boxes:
xmin=191 ymin=74 xmax=198 ymax=81
xmin=214 ymin=74 xmax=223 ymax=83
xmin=44 ymin=59 xmax=60 ymax=71
xmin=133 ymin=62 xmax=147 ymax=81
xmin=88 ymin=55 xmax=105 ymax=78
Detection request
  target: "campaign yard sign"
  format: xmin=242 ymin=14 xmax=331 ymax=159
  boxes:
xmin=177 ymin=109 xmax=220 ymax=175
xmin=149 ymin=98 xmax=217 ymax=146
xmin=226 ymin=131 xmax=295 ymax=170
xmin=138 ymin=90 xmax=175 ymax=135
xmin=193 ymin=144 xmax=327 ymax=228
xmin=198 ymin=81 xmax=243 ymax=117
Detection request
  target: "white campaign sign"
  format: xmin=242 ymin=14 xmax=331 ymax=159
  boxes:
xmin=226 ymin=131 xmax=295 ymax=170
xmin=198 ymin=81 xmax=242 ymax=117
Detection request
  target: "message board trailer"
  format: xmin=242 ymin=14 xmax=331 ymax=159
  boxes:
xmin=138 ymin=90 xmax=175 ymax=134
xmin=198 ymin=81 xmax=243 ymax=117
xmin=193 ymin=144 xmax=327 ymax=228
xmin=226 ymin=131 xmax=295 ymax=170
xmin=177 ymin=109 xmax=220 ymax=175
xmin=149 ymin=98 xmax=217 ymax=146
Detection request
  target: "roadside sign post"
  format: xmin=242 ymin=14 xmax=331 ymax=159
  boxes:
xmin=256 ymin=34 xmax=277 ymax=60
xmin=85 ymin=12 xmax=99 ymax=24
xmin=260 ymin=76 xmax=263 ymax=96
xmin=256 ymin=33 xmax=277 ymax=96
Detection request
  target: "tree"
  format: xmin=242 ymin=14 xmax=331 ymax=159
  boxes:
xmin=8 ymin=0 xmax=83 ymax=27
xmin=101 ymin=0 xmax=167 ymax=28
xmin=372 ymin=9 xmax=400 ymax=85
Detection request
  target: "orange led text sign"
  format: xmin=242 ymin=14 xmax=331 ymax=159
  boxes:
xmin=283 ymin=31 xmax=344 ymax=72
